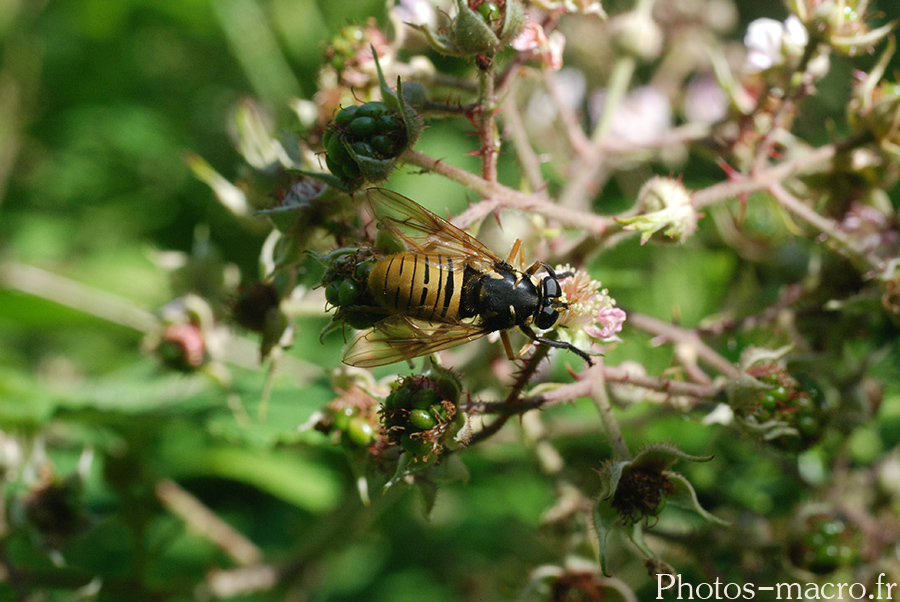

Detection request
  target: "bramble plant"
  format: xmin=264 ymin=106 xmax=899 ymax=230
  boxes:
xmin=2 ymin=0 xmax=900 ymax=600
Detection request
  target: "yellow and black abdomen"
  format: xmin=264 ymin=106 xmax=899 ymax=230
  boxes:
xmin=368 ymin=253 xmax=471 ymax=322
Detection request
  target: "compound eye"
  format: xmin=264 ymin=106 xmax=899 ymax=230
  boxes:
xmin=542 ymin=277 xmax=561 ymax=299
xmin=537 ymin=306 xmax=559 ymax=329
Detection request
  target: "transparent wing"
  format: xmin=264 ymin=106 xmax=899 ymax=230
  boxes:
xmin=342 ymin=314 xmax=488 ymax=368
xmin=365 ymin=187 xmax=501 ymax=267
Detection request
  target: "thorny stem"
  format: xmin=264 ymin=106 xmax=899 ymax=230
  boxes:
xmin=588 ymin=361 xmax=630 ymax=461
xmin=768 ymin=182 xmax=881 ymax=272
xmin=505 ymin=342 xmax=552 ymax=406
xmin=750 ymin=36 xmax=823 ymax=175
xmin=501 ymin=86 xmax=546 ymax=192
xmin=400 ymin=148 xmax=614 ymax=235
xmin=478 ymin=64 xmax=499 ymax=183
xmin=698 ymin=143 xmax=884 ymax=272
xmin=556 ymin=0 xmax=658 ymax=209
xmin=403 ymin=136 xmax=838 ymax=240
xmin=556 ymin=54 xmax=636 ymax=209
xmin=625 ymin=312 xmax=744 ymax=380
xmin=422 ymin=100 xmax=480 ymax=117
xmin=462 ymin=364 xmax=721 ymax=415
xmin=691 ymin=144 xmax=837 ymax=208
xmin=467 ymin=343 xmax=551 ymax=446
xmin=543 ymin=68 xmax=590 ymax=157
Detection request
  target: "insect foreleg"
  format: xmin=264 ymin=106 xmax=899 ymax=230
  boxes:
xmin=522 ymin=262 xmax=574 ymax=280
xmin=523 ymin=261 xmax=543 ymax=276
xmin=519 ymin=325 xmax=595 ymax=366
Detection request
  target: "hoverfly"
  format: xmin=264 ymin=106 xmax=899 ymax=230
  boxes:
xmin=339 ymin=188 xmax=594 ymax=368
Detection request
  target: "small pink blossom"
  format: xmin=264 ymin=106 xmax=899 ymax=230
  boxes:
xmin=512 ymin=21 xmax=546 ymax=52
xmin=512 ymin=21 xmax=565 ymax=70
xmin=585 ymin=307 xmax=627 ymax=342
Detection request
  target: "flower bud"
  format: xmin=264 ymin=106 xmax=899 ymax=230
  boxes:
xmin=454 ymin=0 xmax=504 ymax=56
xmin=618 ymin=177 xmax=697 ymax=244
xmin=609 ymin=11 xmax=663 ymax=62
xmin=788 ymin=0 xmax=894 ymax=57
xmin=411 ymin=0 xmax=526 ymax=59
xmin=157 ymin=323 xmax=207 ymax=372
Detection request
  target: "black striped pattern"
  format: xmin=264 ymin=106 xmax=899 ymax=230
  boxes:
xmin=368 ymin=253 xmax=465 ymax=321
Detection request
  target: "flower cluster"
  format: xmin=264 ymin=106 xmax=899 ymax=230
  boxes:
xmin=552 ymin=265 xmax=625 ymax=352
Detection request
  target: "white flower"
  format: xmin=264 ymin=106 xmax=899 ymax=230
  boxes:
xmin=591 ymin=86 xmax=672 ymax=145
xmin=684 ymin=74 xmax=728 ymax=125
xmin=744 ymin=16 xmax=809 ymax=73
xmin=783 ymin=15 xmax=809 ymax=49
xmin=391 ymin=0 xmax=438 ymax=27
xmin=531 ymin=0 xmax=605 ymax=16
xmin=552 ymin=266 xmax=625 ymax=348
xmin=525 ymin=68 xmax=586 ymax=129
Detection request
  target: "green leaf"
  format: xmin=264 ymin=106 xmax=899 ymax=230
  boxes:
xmin=666 ymin=472 xmax=730 ymax=526
xmin=592 ymin=497 xmax=620 ymax=576
xmin=631 ymin=443 xmax=714 ymax=472
xmin=0 ymin=368 xmax=55 ymax=428
xmin=164 ymin=444 xmax=342 ymax=513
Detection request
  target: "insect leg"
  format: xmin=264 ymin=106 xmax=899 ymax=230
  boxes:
xmin=523 ymin=261 xmax=542 ymax=276
xmin=519 ymin=325 xmax=595 ymax=366
xmin=500 ymin=330 xmax=517 ymax=361
xmin=505 ymin=239 xmax=524 ymax=267
xmin=515 ymin=338 xmax=535 ymax=358
xmin=522 ymin=262 xmax=574 ymax=280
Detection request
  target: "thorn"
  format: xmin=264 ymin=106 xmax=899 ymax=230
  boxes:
xmin=716 ymin=158 xmax=744 ymax=182
xmin=492 ymin=207 xmax=504 ymax=229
